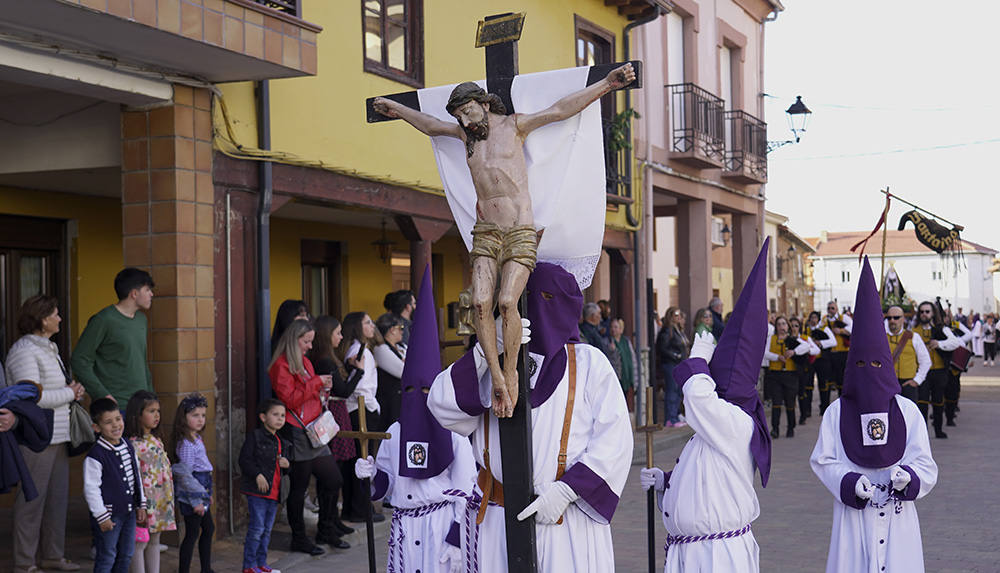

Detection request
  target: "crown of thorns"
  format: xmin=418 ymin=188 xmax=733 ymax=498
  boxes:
xmin=180 ymin=393 xmax=208 ymax=412
xmin=446 ymin=82 xmax=507 ymax=115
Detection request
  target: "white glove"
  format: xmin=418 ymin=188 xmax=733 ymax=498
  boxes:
xmin=496 ymin=317 xmax=532 ymax=346
xmin=890 ymin=466 xmax=911 ymax=491
xmin=639 ymin=467 xmax=664 ymax=491
xmin=854 ymin=475 xmax=873 ymax=500
xmin=439 ymin=543 xmax=463 ymax=573
xmin=354 ymin=456 xmax=375 ymax=479
xmin=689 ymin=331 xmax=716 ymax=363
xmin=516 ymin=481 xmax=579 ymax=524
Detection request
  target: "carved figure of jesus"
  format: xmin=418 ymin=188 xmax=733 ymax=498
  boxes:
xmin=373 ymin=63 xmax=635 ymax=417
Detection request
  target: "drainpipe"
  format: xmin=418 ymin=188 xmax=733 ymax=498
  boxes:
xmin=623 ymin=5 xmax=665 ymax=421
xmin=225 ymin=191 xmax=234 ymax=535
xmin=255 ymin=81 xmax=273 ymax=414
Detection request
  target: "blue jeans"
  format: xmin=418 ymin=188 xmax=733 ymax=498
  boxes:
xmin=91 ymin=511 xmax=136 ymax=573
xmin=244 ymin=495 xmax=279 ymax=569
xmin=662 ymin=362 xmax=681 ymax=424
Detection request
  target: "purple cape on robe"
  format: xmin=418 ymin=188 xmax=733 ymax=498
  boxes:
xmin=397 ymin=265 xmax=454 ymax=479
xmin=839 ymin=257 xmax=905 ymax=469
xmin=674 ymin=238 xmax=772 ymax=486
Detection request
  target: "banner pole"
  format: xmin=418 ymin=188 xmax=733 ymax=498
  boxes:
xmin=879 ymin=189 xmax=963 ymax=230
xmin=880 ymin=188 xmax=889 ymax=301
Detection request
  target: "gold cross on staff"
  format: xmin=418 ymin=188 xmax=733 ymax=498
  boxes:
xmin=335 ymin=396 xmax=391 ymax=459
xmin=636 ymin=387 xmax=662 ymax=468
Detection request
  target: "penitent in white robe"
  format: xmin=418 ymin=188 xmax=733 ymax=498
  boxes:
xmin=810 ymin=396 xmax=938 ymax=573
xmin=371 ymin=421 xmax=478 ymax=573
xmin=427 ymin=343 xmax=633 ymax=573
xmin=657 ymin=373 xmax=762 ymax=573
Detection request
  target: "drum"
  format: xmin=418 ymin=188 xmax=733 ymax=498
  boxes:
xmin=950 ymin=345 xmax=972 ymax=372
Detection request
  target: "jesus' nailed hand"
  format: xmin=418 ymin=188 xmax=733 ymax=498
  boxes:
xmin=373 ymin=63 xmax=636 ymax=418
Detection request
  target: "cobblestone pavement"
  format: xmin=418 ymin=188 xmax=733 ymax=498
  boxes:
xmin=4 ymin=376 xmax=997 ymax=572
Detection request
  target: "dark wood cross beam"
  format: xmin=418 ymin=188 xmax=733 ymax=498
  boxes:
xmin=336 ymin=396 xmax=391 ymax=573
xmin=365 ymin=13 xmax=642 ymax=572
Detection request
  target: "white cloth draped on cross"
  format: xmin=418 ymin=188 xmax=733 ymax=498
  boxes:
xmin=416 ymin=66 xmax=607 ymax=290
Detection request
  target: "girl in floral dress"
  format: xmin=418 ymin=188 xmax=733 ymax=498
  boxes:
xmin=125 ymin=391 xmax=177 ymax=573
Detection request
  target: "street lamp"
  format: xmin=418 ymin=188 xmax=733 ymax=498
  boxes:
xmin=371 ymin=218 xmax=396 ymax=264
xmin=767 ymin=95 xmax=812 ymax=153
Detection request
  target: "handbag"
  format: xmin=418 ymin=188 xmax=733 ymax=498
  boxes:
xmin=290 ymin=403 xmax=340 ymax=448
xmin=68 ymin=399 xmax=96 ymax=448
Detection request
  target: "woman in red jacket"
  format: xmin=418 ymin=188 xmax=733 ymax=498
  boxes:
xmin=268 ymin=319 xmax=349 ymax=554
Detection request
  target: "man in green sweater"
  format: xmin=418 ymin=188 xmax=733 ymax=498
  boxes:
xmin=72 ymin=268 xmax=154 ymax=406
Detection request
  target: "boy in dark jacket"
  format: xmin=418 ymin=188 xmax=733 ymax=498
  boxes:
xmin=239 ymin=399 xmax=291 ymax=573
xmin=84 ymin=398 xmax=147 ymax=573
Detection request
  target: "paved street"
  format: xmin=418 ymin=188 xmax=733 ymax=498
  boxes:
xmin=4 ymin=365 xmax=998 ymax=572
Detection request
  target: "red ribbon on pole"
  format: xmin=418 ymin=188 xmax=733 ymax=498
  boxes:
xmin=849 ymin=193 xmax=891 ymax=263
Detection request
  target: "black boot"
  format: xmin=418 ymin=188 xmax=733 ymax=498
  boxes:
xmin=786 ymin=410 xmax=796 ymax=438
xmin=290 ymin=537 xmax=326 ymax=556
xmin=332 ymin=517 xmax=355 ymax=535
xmin=934 ymin=427 xmax=949 ymax=439
xmin=316 ymin=533 xmax=350 ymax=550
xmin=771 ymin=409 xmax=781 ymax=439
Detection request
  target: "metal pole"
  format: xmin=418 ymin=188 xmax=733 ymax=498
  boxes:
xmin=256 ymin=80 xmax=273 ymax=407
xmin=226 ymin=191 xmax=234 ymax=534
xmin=879 ymin=188 xmax=962 ymax=229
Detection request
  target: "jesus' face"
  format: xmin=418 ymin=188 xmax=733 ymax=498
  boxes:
xmin=452 ymin=101 xmax=490 ymax=142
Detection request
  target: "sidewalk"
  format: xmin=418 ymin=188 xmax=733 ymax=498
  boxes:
xmin=960 ymin=359 xmax=1000 ymax=386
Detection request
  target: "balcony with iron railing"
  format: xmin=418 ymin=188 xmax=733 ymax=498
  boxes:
xmin=602 ymin=118 xmax=631 ymax=203
xmin=722 ymin=110 xmax=768 ymax=184
xmin=250 ymin=0 xmax=299 ymax=17
xmin=0 ymin=0 xmax=320 ymax=83
xmin=666 ymin=83 xmax=726 ymax=169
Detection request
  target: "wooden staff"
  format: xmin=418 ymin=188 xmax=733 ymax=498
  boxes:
xmin=636 ymin=386 xmax=663 ymax=573
xmin=336 ymin=396 xmax=391 ymax=573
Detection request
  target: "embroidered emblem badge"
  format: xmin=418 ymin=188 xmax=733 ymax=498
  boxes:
xmin=406 ymin=441 xmax=428 ymax=468
xmin=860 ymin=413 xmax=889 ymax=446
xmin=527 ymin=356 xmax=538 ymax=378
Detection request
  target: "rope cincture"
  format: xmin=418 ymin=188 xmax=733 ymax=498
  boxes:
xmin=386 ymin=498 xmax=454 ymax=573
xmin=664 ymin=523 xmax=753 ymax=559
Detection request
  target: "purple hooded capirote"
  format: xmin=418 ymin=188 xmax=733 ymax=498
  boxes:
xmin=674 ymin=237 xmax=773 ymax=486
xmin=838 ymin=257 xmax=906 ymax=469
xmin=524 ymin=262 xmax=585 ymax=407
xmin=447 ymin=262 xmax=584 ymax=415
xmin=397 ymin=265 xmax=454 ymax=479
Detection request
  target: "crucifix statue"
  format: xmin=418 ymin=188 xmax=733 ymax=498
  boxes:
xmin=367 ymin=13 xmax=641 ymax=571
xmin=371 ymin=24 xmax=635 ymax=420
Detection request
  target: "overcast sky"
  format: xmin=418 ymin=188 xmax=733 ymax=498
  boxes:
xmin=763 ymin=1 xmax=999 ymax=249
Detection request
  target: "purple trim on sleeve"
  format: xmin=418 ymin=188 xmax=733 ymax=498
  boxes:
xmin=896 ymin=465 xmax=921 ymax=501
xmin=673 ymin=358 xmax=710 ymax=391
xmin=840 ymin=472 xmax=868 ymax=510
xmin=371 ymin=470 xmax=389 ymax=501
xmin=452 ymin=352 xmax=488 ymax=417
xmin=559 ymin=462 xmax=619 ymax=522
xmin=445 ymin=521 xmax=461 ymax=547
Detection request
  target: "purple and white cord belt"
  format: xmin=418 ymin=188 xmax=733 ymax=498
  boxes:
xmin=664 ymin=523 xmax=753 ymax=557
xmin=385 ymin=499 xmax=453 ymax=573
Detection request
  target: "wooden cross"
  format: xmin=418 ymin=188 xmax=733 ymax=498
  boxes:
xmin=365 ymin=13 xmax=642 ymax=572
xmin=335 ymin=396 xmax=390 ymax=573
xmin=636 ymin=386 xmax=663 ymax=573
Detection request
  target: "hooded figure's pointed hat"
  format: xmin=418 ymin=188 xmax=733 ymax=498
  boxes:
xmin=397 ymin=265 xmax=454 ymax=479
xmin=674 ymin=238 xmax=772 ymax=486
xmin=839 ymin=257 xmax=905 ymax=469
xmin=711 ymin=237 xmax=772 ymax=486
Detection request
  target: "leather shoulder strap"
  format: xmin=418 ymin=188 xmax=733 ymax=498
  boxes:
xmin=891 ymin=330 xmax=913 ymax=364
xmin=556 ymin=344 xmax=578 ymax=481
